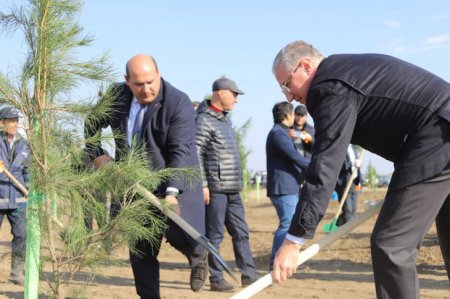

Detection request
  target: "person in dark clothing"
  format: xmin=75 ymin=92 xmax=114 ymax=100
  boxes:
xmin=0 ymin=106 xmax=29 ymax=286
xmin=271 ymin=40 xmax=450 ymax=299
xmin=335 ymin=145 xmax=361 ymax=226
xmin=84 ymin=55 xmax=207 ymax=298
xmin=195 ymin=77 xmax=257 ymax=292
xmin=288 ymin=104 xmax=314 ymax=160
xmin=266 ymin=102 xmax=309 ymax=270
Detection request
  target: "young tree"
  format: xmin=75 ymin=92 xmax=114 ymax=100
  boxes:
xmin=366 ymin=161 xmax=378 ymax=193
xmin=0 ymin=1 xmax=184 ymax=297
xmin=235 ymin=118 xmax=252 ymax=201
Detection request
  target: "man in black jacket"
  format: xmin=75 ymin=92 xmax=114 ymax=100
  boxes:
xmin=271 ymin=41 xmax=450 ymax=299
xmin=85 ymin=54 xmax=207 ymax=298
xmin=195 ymin=77 xmax=257 ymax=292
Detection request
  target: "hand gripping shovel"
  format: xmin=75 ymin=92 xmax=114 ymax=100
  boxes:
xmin=323 ymin=149 xmax=365 ymax=233
xmin=134 ymin=184 xmax=238 ymax=283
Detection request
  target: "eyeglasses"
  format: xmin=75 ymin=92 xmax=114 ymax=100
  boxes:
xmin=280 ymin=63 xmax=300 ymax=94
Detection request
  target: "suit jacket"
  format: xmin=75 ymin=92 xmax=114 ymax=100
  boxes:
xmin=266 ymin=123 xmax=309 ymax=197
xmin=289 ymin=54 xmax=450 ymax=238
xmin=85 ymin=78 xmax=204 ymax=233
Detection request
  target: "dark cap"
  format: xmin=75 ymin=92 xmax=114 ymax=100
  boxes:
xmin=212 ymin=77 xmax=245 ymax=95
xmin=294 ymin=104 xmax=308 ymax=116
xmin=0 ymin=106 xmax=19 ymax=119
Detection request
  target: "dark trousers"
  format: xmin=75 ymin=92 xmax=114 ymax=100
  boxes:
xmin=335 ymin=171 xmax=357 ymax=226
xmin=0 ymin=203 xmax=27 ymax=259
xmin=130 ymin=218 xmax=206 ymax=299
xmin=205 ymin=192 xmax=256 ymax=283
xmin=371 ymin=169 xmax=450 ymax=299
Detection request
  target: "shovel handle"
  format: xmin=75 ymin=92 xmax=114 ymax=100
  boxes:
xmin=0 ymin=160 xmax=29 ymax=196
xmin=330 ymin=149 xmax=365 ymax=222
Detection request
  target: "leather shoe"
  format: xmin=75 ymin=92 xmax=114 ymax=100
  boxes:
xmin=210 ymin=279 xmax=234 ymax=292
xmin=190 ymin=255 xmax=208 ymax=292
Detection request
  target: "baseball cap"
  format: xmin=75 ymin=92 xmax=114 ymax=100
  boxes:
xmin=0 ymin=106 xmax=19 ymax=119
xmin=294 ymin=104 xmax=308 ymax=116
xmin=212 ymin=77 xmax=245 ymax=95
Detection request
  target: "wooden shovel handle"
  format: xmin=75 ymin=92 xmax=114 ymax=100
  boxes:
xmin=0 ymin=160 xmax=29 ymax=196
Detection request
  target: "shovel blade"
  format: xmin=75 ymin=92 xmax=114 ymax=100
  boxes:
xmin=323 ymin=219 xmax=339 ymax=233
xmin=199 ymin=236 xmax=239 ymax=283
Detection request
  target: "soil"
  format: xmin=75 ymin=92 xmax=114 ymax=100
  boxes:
xmin=1 ymin=188 xmax=449 ymax=298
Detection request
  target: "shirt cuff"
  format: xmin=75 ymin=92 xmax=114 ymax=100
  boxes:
xmin=286 ymin=234 xmax=305 ymax=245
xmin=166 ymin=187 xmax=179 ymax=193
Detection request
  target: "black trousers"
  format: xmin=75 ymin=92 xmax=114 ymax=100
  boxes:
xmin=130 ymin=218 xmax=206 ymax=299
xmin=371 ymin=168 xmax=450 ymax=299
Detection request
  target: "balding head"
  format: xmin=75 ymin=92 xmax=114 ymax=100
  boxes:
xmin=124 ymin=54 xmax=161 ymax=104
xmin=125 ymin=54 xmax=159 ymax=78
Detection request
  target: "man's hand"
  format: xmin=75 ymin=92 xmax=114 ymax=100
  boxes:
xmin=288 ymin=129 xmax=297 ymax=140
xmin=203 ymin=187 xmax=210 ymax=205
xmin=165 ymin=195 xmax=180 ymax=215
xmin=93 ymin=154 xmax=113 ymax=169
xmin=272 ymin=239 xmax=302 ymax=283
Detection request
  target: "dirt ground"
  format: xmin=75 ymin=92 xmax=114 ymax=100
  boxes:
xmin=1 ymin=188 xmax=449 ymax=298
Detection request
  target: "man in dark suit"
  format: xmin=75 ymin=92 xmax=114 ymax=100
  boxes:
xmin=266 ymin=101 xmax=309 ymax=270
xmin=271 ymin=41 xmax=450 ymax=299
xmin=85 ymin=54 xmax=208 ymax=298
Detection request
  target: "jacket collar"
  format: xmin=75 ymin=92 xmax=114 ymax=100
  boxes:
xmin=196 ymin=99 xmax=228 ymax=121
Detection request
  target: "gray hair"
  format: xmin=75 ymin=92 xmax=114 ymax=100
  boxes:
xmin=272 ymin=40 xmax=323 ymax=74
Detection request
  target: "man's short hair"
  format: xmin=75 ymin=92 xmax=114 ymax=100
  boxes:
xmin=272 ymin=102 xmax=293 ymax=124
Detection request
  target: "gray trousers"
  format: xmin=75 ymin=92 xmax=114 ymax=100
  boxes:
xmin=371 ymin=169 xmax=450 ymax=299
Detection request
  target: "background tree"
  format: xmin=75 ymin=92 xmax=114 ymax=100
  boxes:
xmin=235 ymin=118 xmax=252 ymax=201
xmin=0 ymin=0 xmax=189 ymax=297
xmin=366 ymin=161 xmax=378 ymax=193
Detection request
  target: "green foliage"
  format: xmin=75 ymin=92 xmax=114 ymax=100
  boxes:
xmin=235 ymin=118 xmax=252 ymax=201
xmin=0 ymin=0 xmax=190 ymax=297
xmin=366 ymin=161 xmax=378 ymax=192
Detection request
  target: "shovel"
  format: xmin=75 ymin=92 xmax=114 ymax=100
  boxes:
xmin=0 ymin=160 xmax=29 ymax=195
xmin=0 ymin=160 xmax=65 ymax=229
xmin=135 ymin=183 xmax=239 ymax=283
xmin=323 ymin=149 xmax=365 ymax=233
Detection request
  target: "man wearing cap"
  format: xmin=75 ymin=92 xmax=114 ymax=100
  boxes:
xmin=288 ymin=104 xmax=314 ymax=160
xmin=195 ymin=77 xmax=257 ymax=292
xmin=0 ymin=106 xmax=29 ymax=286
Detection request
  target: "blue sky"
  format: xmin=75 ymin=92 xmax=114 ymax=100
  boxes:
xmin=1 ymin=0 xmax=450 ymax=175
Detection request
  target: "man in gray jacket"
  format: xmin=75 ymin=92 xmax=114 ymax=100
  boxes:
xmin=195 ymin=77 xmax=257 ymax=292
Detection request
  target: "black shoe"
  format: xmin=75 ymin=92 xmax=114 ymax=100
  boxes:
xmin=210 ymin=279 xmax=234 ymax=292
xmin=190 ymin=256 xmax=208 ymax=292
xmin=241 ymin=276 xmax=258 ymax=287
